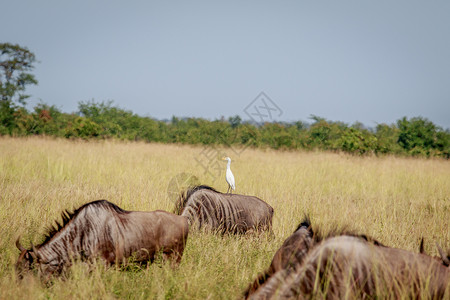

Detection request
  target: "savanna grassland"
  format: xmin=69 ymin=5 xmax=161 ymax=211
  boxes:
xmin=0 ymin=137 xmax=449 ymax=299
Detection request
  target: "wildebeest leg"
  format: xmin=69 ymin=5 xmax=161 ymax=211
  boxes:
xmin=100 ymin=241 xmax=116 ymax=264
xmin=268 ymin=229 xmax=275 ymax=240
xmin=245 ymin=228 xmax=255 ymax=236
xmin=260 ymin=223 xmax=275 ymax=240
xmin=162 ymin=250 xmax=182 ymax=267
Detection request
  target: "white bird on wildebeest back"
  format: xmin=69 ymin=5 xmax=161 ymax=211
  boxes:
xmin=222 ymin=157 xmax=235 ymax=194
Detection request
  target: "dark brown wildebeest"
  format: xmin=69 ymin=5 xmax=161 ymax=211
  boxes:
xmin=245 ymin=218 xmax=450 ymax=299
xmin=16 ymin=200 xmax=189 ymax=279
xmin=173 ymin=185 xmax=273 ymax=234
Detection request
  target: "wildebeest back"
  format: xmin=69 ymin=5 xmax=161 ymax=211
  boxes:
xmin=175 ymin=185 xmax=273 ymax=234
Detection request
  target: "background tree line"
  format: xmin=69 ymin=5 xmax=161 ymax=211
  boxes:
xmin=1 ymin=99 xmax=448 ymax=158
xmin=1 ymin=43 xmax=449 ymax=158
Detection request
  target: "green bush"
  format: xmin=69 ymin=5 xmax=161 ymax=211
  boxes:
xmin=397 ymin=116 xmax=450 ymax=157
xmin=336 ymin=127 xmax=377 ymax=155
xmin=65 ymin=117 xmax=101 ymax=139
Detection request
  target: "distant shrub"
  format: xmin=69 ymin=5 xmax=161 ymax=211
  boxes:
xmin=65 ymin=117 xmax=101 ymax=138
xmin=397 ymin=116 xmax=449 ymax=157
xmin=375 ymin=124 xmax=402 ymax=154
xmin=336 ymin=127 xmax=377 ymax=155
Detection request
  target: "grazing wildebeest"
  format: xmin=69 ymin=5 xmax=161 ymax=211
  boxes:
xmin=16 ymin=200 xmax=189 ymax=279
xmin=245 ymin=218 xmax=450 ymax=299
xmin=173 ymin=185 xmax=273 ymax=234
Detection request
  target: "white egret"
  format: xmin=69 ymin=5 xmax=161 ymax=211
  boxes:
xmin=222 ymin=156 xmax=235 ymax=194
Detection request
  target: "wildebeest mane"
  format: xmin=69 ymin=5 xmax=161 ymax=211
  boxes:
xmin=173 ymin=185 xmax=220 ymax=214
xmin=297 ymin=216 xmax=384 ymax=247
xmin=39 ymin=200 xmax=128 ymax=247
xmin=294 ymin=215 xmax=313 ymax=234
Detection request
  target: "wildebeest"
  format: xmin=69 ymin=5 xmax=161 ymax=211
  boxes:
xmin=245 ymin=218 xmax=450 ymax=299
xmin=16 ymin=200 xmax=189 ymax=279
xmin=173 ymin=185 xmax=273 ymax=234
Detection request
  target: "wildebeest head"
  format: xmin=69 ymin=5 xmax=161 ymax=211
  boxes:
xmin=15 ymin=238 xmax=63 ymax=279
xmin=15 ymin=238 xmax=37 ymax=278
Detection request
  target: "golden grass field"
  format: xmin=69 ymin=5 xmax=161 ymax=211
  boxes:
xmin=0 ymin=136 xmax=449 ymax=299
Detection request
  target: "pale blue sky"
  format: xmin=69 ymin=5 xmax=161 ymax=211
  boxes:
xmin=2 ymin=1 xmax=449 ymax=128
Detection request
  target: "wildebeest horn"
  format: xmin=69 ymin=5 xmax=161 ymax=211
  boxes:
xmin=16 ymin=237 xmax=26 ymax=252
xmin=30 ymin=243 xmax=38 ymax=260
xmin=436 ymin=243 xmax=450 ymax=266
xmin=419 ymin=238 xmax=424 ymax=254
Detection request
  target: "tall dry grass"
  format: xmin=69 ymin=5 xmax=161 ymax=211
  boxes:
xmin=0 ymin=136 xmax=448 ymax=299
